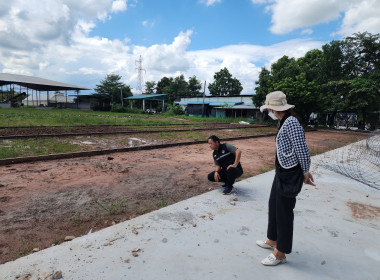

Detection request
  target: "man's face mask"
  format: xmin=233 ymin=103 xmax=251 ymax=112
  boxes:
xmin=268 ymin=110 xmax=278 ymax=120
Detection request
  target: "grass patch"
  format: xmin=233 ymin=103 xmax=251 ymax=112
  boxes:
xmin=157 ymin=198 xmax=169 ymax=208
xmin=0 ymin=138 xmax=81 ymax=159
xmin=13 ymin=236 xmax=33 ymax=259
xmin=259 ymin=165 xmax=275 ymax=173
xmin=236 ymin=173 xmax=257 ymax=181
xmin=95 ymin=197 xmax=128 ymax=216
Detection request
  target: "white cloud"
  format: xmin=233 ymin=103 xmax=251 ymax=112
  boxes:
xmin=267 ymin=0 xmax=345 ymax=34
xmin=253 ymin=0 xmax=380 ymax=37
xmin=301 ymin=28 xmax=313 ymax=35
xmin=251 ymin=0 xmax=268 ymax=4
xmin=142 ymin=20 xmax=155 ymax=28
xmin=337 ymin=0 xmax=380 ymax=36
xmin=111 ymin=0 xmax=127 ymax=12
xmin=200 ymin=0 xmax=222 ymax=7
xmin=0 ymin=0 xmax=324 ymax=95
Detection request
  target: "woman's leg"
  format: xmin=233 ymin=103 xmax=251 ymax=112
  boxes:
xmin=275 ymin=190 xmax=296 ymax=254
xmin=266 ymin=177 xmax=277 ymax=246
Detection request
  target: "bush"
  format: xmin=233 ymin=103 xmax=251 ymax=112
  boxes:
xmin=110 ymin=104 xmax=126 ymax=112
xmin=166 ymin=103 xmax=184 ymax=115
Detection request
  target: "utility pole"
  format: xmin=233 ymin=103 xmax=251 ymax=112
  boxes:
xmin=135 ymin=55 xmax=146 ymax=94
xmin=202 ymin=80 xmax=206 ymax=118
xmin=120 ymin=87 xmax=123 ymax=106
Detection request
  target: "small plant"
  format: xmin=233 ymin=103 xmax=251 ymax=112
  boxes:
xmin=157 ymin=198 xmax=169 ymax=208
xmin=70 ymin=213 xmax=82 ymax=225
xmin=236 ymin=173 xmax=255 ymax=181
xmin=138 ymin=208 xmax=150 ymax=215
xmin=96 ymin=197 xmax=128 ymax=216
xmin=14 ymin=236 xmax=33 ymax=259
xmin=309 ymin=149 xmax=317 ymax=156
xmin=259 ymin=165 xmax=275 ymax=174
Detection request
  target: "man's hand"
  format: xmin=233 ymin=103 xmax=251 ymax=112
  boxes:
xmin=214 ymin=171 xmax=221 ymax=182
xmin=227 ymin=164 xmax=235 ymax=170
xmin=303 ymin=173 xmax=316 ymax=186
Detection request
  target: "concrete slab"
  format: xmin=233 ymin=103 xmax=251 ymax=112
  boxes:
xmin=1 ymin=145 xmax=379 ymax=280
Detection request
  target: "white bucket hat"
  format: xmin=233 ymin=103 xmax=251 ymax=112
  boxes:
xmin=259 ymin=91 xmax=295 ymax=112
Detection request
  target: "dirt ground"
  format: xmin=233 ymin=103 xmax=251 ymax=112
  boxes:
xmin=0 ymin=130 xmax=366 ymax=264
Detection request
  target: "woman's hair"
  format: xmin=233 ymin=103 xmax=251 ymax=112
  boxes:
xmin=284 ymin=108 xmax=302 ymax=123
xmin=208 ymin=135 xmax=220 ymax=143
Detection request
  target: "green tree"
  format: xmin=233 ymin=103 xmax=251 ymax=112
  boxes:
xmin=273 ymin=73 xmax=320 ymax=124
xmin=271 ymin=56 xmax=300 ymax=82
xmin=253 ymin=67 xmax=273 ymax=107
xmin=156 ymin=77 xmax=173 ymax=94
xmin=169 ymin=74 xmax=189 ymax=103
xmin=94 ymin=73 xmax=132 ymax=105
xmin=188 ymin=76 xmax=202 ymax=97
xmin=208 ymin=67 xmax=243 ymax=96
xmin=340 ymin=32 xmax=380 ymax=128
xmin=145 ymin=81 xmax=156 ymax=94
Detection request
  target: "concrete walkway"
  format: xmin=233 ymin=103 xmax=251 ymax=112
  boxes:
xmin=1 ymin=147 xmax=379 ymax=280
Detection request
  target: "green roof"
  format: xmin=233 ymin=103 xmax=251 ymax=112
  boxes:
xmin=124 ymin=94 xmax=168 ymax=101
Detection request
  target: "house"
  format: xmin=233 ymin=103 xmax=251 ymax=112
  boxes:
xmin=177 ymin=95 xmax=260 ymax=119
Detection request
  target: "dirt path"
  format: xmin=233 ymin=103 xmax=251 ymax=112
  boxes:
xmin=0 ymin=130 xmax=366 ymax=264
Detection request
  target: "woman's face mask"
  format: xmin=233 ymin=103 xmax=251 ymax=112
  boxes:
xmin=268 ymin=110 xmax=278 ymax=120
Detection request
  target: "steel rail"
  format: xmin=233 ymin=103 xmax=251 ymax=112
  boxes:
xmin=0 ymin=133 xmax=276 ymax=166
xmin=0 ymin=125 xmax=270 ymax=139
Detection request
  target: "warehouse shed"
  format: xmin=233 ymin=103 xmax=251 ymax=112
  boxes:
xmin=0 ymin=73 xmax=90 ymax=108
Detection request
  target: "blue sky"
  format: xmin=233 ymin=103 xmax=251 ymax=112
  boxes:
xmin=0 ymin=0 xmax=379 ymax=94
xmin=91 ymin=0 xmax=342 ymax=50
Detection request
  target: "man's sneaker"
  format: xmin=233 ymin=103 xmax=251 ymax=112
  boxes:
xmin=222 ymin=186 xmax=234 ymax=195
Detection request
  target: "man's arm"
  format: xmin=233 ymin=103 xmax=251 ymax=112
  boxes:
xmin=227 ymin=148 xmax=241 ymax=170
xmin=214 ymin=165 xmax=221 ymax=181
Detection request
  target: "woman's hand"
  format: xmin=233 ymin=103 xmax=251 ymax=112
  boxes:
xmin=304 ymin=173 xmax=316 ymax=186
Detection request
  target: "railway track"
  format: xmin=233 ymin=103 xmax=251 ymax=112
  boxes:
xmin=0 ymin=124 xmax=269 ymax=139
xmin=0 ymin=133 xmax=276 ymax=166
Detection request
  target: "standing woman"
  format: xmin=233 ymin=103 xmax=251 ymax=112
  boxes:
xmin=256 ymin=91 xmax=315 ymax=266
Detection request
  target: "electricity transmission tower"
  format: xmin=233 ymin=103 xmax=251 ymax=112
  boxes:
xmin=135 ymin=55 xmax=146 ymax=94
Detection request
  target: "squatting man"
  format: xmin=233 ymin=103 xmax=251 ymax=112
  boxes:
xmin=207 ymin=135 xmax=243 ymax=194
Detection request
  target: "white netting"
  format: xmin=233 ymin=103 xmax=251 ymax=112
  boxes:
xmin=313 ymin=130 xmax=380 ymax=190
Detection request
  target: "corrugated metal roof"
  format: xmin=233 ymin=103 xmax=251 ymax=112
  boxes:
xmin=124 ymin=94 xmax=168 ymax=100
xmin=215 ymin=105 xmax=258 ymax=110
xmin=0 ymin=73 xmax=90 ymax=91
xmin=177 ymin=101 xmax=210 ymax=105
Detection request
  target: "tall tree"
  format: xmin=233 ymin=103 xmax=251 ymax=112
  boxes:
xmin=341 ymin=32 xmax=380 ymax=128
xmin=169 ymin=74 xmax=189 ymax=103
xmin=253 ymin=67 xmax=273 ymax=107
xmin=156 ymin=77 xmax=173 ymax=94
xmin=188 ymin=76 xmax=202 ymax=97
xmin=145 ymin=81 xmax=156 ymax=94
xmin=208 ymin=67 xmax=243 ymax=96
xmin=94 ymin=73 xmax=131 ymax=105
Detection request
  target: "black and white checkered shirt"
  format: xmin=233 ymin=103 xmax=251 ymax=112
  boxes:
xmin=276 ymin=116 xmax=311 ymax=174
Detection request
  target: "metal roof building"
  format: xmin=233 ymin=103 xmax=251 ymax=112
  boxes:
xmin=0 ymin=73 xmax=90 ymax=108
xmin=124 ymin=94 xmax=168 ymax=111
xmin=0 ymin=73 xmax=90 ymax=91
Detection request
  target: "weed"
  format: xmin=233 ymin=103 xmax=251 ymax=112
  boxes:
xmin=52 ymin=238 xmax=60 ymax=246
xmin=259 ymin=165 xmax=275 ymax=173
xmin=309 ymin=149 xmax=317 ymax=156
xmin=70 ymin=213 xmax=82 ymax=225
xmin=96 ymin=197 xmax=128 ymax=216
xmin=13 ymin=236 xmax=33 ymax=259
xmin=138 ymin=208 xmax=150 ymax=215
xmin=157 ymin=198 xmax=169 ymax=208
xmin=236 ymin=173 xmax=256 ymax=181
